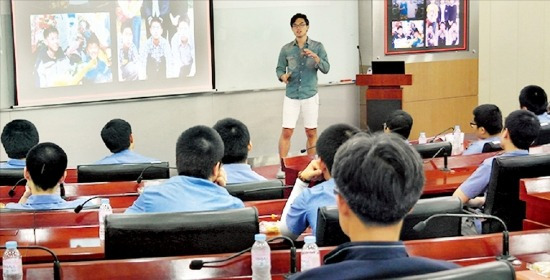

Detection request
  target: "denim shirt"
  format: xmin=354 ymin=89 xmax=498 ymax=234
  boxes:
xmin=276 ymin=37 xmax=330 ymax=100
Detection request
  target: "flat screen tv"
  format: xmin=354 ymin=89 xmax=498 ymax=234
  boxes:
xmin=385 ymin=0 xmax=468 ymax=55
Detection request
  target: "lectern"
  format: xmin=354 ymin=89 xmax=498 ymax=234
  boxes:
xmin=356 ymin=74 xmax=412 ymax=131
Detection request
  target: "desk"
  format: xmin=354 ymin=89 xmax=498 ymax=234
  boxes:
xmin=520 ymin=177 xmax=550 ymax=230
xmin=3 ymin=229 xmax=550 ymax=279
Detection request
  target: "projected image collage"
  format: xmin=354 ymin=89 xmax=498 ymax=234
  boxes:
xmin=30 ymin=0 xmax=195 ymax=89
xmin=387 ymin=0 xmax=466 ymax=54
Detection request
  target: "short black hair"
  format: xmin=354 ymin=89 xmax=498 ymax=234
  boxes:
xmin=473 ymin=104 xmax=503 ymax=135
xmin=316 ymin=123 xmax=361 ymax=173
xmin=213 ymin=118 xmax=250 ymax=164
xmin=332 ymin=133 xmax=424 ymax=225
xmin=176 ymin=125 xmax=224 ymax=179
xmin=290 ymin=13 xmax=309 ymax=27
xmin=504 ymin=110 xmax=540 ymax=150
xmin=120 ymin=20 xmax=133 ymax=34
xmin=385 ymin=110 xmax=413 ymax=139
xmin=1 ymin=119 xmax=39 ymax=159
xmin=519 ymin=85 xmax=548 ymax=115
xmin=100 ymin=119 xmax=132 ymax=153
xmin=43 ymin=26 xmax=58 ymax=38
xmin=26 ymin=142 xmax=67 ymax=191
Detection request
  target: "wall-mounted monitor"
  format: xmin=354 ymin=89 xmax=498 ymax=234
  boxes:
xmin=385 ymin=0 xmax=468 ymax=55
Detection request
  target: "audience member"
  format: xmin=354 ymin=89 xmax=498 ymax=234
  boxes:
xmin=279 ymin=123 xmax=361 ymax=240
xmin=125 ymin=125 xmax=244 ymax=213
xmin=289 ymin=133 xmax=458 ymax=279
xmin=213 ymin=118 xmax=266 ymax=184
xmin=519 ymin=85 xmax=550 ymax=123
xmin=462 ymin=104 xmax=503 ymax=155
xmin=1 ymin=143 xmax=87 ymax=210
xmin=95 ymin=119 xmax=159 ymax=164
xmin=453 ymin=110 xmax=540 ymax=208
xmin=383 ymin=109 xmax=413 ymax=140
xmin=1 ymin=120 xmax=39 ymax=169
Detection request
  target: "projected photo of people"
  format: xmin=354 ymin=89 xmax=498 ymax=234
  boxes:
xmin=31 ymin=13 xmax=112 ymax=88
xmin=391 ymin=20 xmax=424 ymax=49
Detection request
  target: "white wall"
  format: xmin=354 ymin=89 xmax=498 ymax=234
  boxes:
xmin=479 ymin=1 xmax=550 ymax=116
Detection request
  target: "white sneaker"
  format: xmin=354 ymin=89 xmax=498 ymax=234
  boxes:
xmin=276 ymin=168 xmax=285 ymax=179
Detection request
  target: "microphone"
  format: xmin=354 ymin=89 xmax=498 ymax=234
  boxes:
xmin=60 ymin=182 xmax=66 ymax=199
xmin=136 ymin=165 xmax=176 ymax=183
xmin=8 ymin=178 xmax=27 ymax=197
xmin=357 ymin=45 xmax=363 ymax=74
xmin=190 ymin=236 xmax=297 ymax=275
xmin=300 ymin=146 xmax=316 ymax=153
xmin=0 ymin=245 xmax=61 ymax=280
xmin=428 ymin=127 xmax=454 ymax=143
xmin=230 ymin=186 xmax=294 ymax=197
xmin=413 ymin=212 xmax=517 ymax=262
xmin=74 ymin=193 xmax=137 ymax=213
xmin=429 ymin=147 xmax=450 ymax=172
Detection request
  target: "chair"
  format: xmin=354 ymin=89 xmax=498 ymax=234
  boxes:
xmin=533 ymin=122 xmax=550 ymax=146
xmin=481 ymin=141 xmax=502 ymax=153
xmin=0 ymin=168 xmax=25 ymax=186
xmin=414 ymin=142 xmax=452 ymax=159
xmin=226 ymin=179 xmax=285 ymax=201
xmin=315 ymin=197 xmax=463 ymax=246
xmin=483 ymin=153 xmax=550 ymax=233
xmin=104 ymin=207 xmax=259 ymax=259
xmin=388 ymin=260 xmax=515 ymax=280
xmin=77 ymin=162 xmax=170 ymax=183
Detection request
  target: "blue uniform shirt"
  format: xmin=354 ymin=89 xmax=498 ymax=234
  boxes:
xmin=289 ymin=241 xmax=458 ymax=280
xmin=0 ymin=159 xmax=26 ymax=169
xmin=4 ymin=194 xmax=88 ymax=211
xmin=94 ymin=149 xmax=159 ymax=165
xmin=125 ymin=175 xmax=245 ymax=214
xmin=458 ymin=150 xmax=529 ymax=199
xmin=285 ymin=178 xmax=336 ymax=236
xmin=223 ymin=163 xmax=267 ymax=184
xmin=276 ymin=37 xmax=330 ymax=100
xmin=537 ymin=112 xmax=550 ymax=124
xmin=462 ymin=135 xmax=501 ymax=155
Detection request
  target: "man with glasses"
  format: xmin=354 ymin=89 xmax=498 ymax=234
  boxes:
xmin=462 ymin=104 xmax=503 ymax=155
xmin=275 ymin=13 xmax=330 ymax=179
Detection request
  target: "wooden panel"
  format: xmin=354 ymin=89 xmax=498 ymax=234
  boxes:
xmin=356 ymin=74 xmax=412 ymax=86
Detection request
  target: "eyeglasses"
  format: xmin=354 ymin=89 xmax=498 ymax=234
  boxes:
xmin=469 ymin=122 xmax=477 ymax=128
xmin=292 ymin=23 xmax=307 ymax=28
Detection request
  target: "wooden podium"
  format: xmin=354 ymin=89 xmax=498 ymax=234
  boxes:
xmin=356 ymin=74 xmax=413 ymax=132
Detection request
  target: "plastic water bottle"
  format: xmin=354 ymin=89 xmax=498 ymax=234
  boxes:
xmin=418 ymin=132 xmax=427 ymax=144
xmin=453 ymin=125 xmax=463 ymax=155
xmin=301 ymin=236 xmax=320 ymax=271
xmin=3 ymin=241 xmax=23 ymax=280
xmin=98 ymin=198 xmax=113 ymax=241
xmin=251 ymin=233 xmax=271 ymax=280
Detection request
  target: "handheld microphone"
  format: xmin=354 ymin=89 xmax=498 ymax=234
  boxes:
xmin=413 ymin=212 xmax=517 ymax=262
xmin=428 ymin=127 xmax=454 ymax=143
xmin=136 ymin=165 xmax=176 ymax=183
xmin=0 ymin=245 xmax=61 ymax=280
xmin=8 ymin=178 xmax=27 ymax=197
xmin=74 ymin=193 xmax=137 ymax=213
xmin=300 ymin=146 xmax=316 ymax=153
xmin=230 ymin=186 xmax=294 ymax=197
xmin=357 ymin=45 xmax=363 ymax=74
xmin=189 ymin=236 xmax=297 ymax=275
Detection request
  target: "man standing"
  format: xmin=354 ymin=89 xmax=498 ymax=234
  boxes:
xmin=276 ymin=13 xmax=330 ymax=178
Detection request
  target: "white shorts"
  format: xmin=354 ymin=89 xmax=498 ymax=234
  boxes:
xmin=282 ymin=94 xmax=319 ymax=129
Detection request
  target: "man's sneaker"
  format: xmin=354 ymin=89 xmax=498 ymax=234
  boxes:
xmin=276 ymin=168 xmax=285 ymax=179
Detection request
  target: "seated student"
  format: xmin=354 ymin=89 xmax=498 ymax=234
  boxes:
xmin=453 ymin=110 xmax=540 ymax=208
xmin=125 ymin=125 xmax=244 ymax=213
xmin=213 ymin=118 xmax=267 ymax=184
xmin=289 ymin=133 xmax=458 ymax=279
xmin=0 ymin=143 xmax=87 ymax=210
xmin=462 ymin=104 xmax=503 ymax=155
xmin=0 ymin=119 xmax=39 ymax=168
xmin=519 ymin=85 xmax=550 ymax=123
xmin=95 ymin=119 xmax=159 ymax=164
xmin=279 ymin=123 xmax=361 ymax=240
xmin=383 ymin=109 xmax=413 ymax=140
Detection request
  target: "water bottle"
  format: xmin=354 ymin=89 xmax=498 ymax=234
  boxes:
xmin=452 ymin=125 xmax=463 ymax=155
xmin=301 ymin=236 xmax=320 ymax=271
xmin=3 ymin=241 xmax=23 ymax=280
xmin=418 ymin=132 xmax=427 ymax=144
xmin=251 ymin=233 xmax=271 ymax=280
xmin=98 ymin=198 xmax=113 ymax=241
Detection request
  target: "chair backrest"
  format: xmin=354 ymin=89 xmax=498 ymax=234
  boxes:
xmin=315 ymin=197 xmax=463 ymax=247
xmin=105 ymin=207 xmax=259 ymax=259
xmin=481 ymin=141 xmax=503 ymax=153
xmin=414 ymin=142 xmax=452 ymax=159
xmin=483 ymin=153 xmax=550 ymax=233
xmin=533 ymin=123 xmax=550 ymax=146
xmin=388 ymin=260 xmax=515 ymax=280
xmin=0 ymin=168 xmax=25 ymax=186
xmin=77 ymin=162 xmax=170 ymax=183
xmin=226 ymin=179 xmax=285 ymax=201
